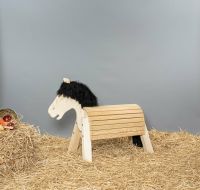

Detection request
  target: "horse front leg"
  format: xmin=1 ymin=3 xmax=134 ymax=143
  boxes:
xmin=68 ymin=122 xmax=81 ymax=152
xmin=82 ymin=117 xmax=92 ymax=162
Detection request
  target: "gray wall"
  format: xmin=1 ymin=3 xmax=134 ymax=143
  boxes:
xmin=0 ymin=0 xmax=200 ymax=136
xmin=0 ymin=10 xmax=3 ymax=106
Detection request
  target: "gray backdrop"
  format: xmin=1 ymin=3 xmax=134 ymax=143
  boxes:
xmin=0 ymin=0 xmax=200 ymax=137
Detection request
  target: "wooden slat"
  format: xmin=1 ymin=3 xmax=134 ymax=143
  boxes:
xmin=88 ymin=113 xmax=143 ymax=122
xmin=89 ymin=118 xmax=144 ymax=126
xmin=84 ymin=104 xmax=141 ymax=112
xmin=90 ymin=122 xmax=145 ymax=131
xmin=86 ymin=109 xmax=143 ymax=117
xmin=91 ymin=130 xmax=145 ymax=140
xmin=91 ymin=127 xmax=144 ymax=136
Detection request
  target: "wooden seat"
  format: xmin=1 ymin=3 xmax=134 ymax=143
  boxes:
xmin=84 ymin=104 xmax=145 ymax=140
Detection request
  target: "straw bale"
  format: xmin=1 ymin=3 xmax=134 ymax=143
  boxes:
xmin=0 ymin=123 xmax=42 ymax=176
xmin=0 ymin=128 xmax=200 ymax=190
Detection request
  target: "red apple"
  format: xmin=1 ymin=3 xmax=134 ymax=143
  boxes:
xmin=3 ymin=115 xmax=12 ymax=122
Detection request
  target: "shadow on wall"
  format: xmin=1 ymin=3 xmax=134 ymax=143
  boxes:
xmin=144 ymin=113 xmax=153 ymax=131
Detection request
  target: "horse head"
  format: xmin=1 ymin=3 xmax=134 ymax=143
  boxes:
xmin=48 ymin=95 xmax=74 ymax=120
xmin=48 ymin=78 xmax=75 ymax=120
xmin=48 ymin=77 xmax=98 ymax=120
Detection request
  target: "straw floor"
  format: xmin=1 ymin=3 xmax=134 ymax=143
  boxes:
xmin=0 ymin=124 xmax=199 ymax=190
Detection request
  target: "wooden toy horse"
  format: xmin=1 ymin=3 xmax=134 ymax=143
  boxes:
xmin=48 ymin=78 xmax=154 ymax=161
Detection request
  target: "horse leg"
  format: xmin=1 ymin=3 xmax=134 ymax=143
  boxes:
xmin=68 ymin=123 xmax=81 ymax=152
xmin=140 ymin=124 xmax=154 ymax=153
xmin=82 ymin=117 xmax=92 ymax=162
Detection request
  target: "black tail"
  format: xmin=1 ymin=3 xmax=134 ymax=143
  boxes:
xmin=132 ymin=136 xmax=143 ymax=147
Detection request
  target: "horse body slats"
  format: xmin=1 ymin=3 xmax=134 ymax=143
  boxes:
xmin=85 ymin=109 xmax=143 ymax=117
xmin=91 ymin=130 xmax=145 ymax=140
xmin=84 ymin=104 xmax=141 ymax=112
xmin=88 ymin=118 xmax=145 ymax=126
xmin=91 ymin=127 xmax=145 ymax=137
xmin=90 ymin=122 xmax=145 ymax=131
xmin=84 ymin=104 xmax=146 ymax=140
xmin=88 ymin=113 xmax=144 ymax=122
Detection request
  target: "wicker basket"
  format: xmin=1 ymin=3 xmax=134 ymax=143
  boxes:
xmin=0 ymin=108 xmax=21 ymax=126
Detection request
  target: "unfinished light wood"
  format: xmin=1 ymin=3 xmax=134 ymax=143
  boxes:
xmin=88 ymin=113 xmax=144 ymax=121
xmin=91 ymin=126 xmax=144 ymax=136
xmin=79 ymin=104 xmax=154 ymax=161
xmin=89 ymin=118 xmax=144 ymax=126
xmin=82 ymin=116 xmax=92 ymax=162
xmin=91 ymin=130 xmax=145 ymax=140
xmin=141 ymin=124 xmax=154 ymax=153
xmin=86 ymin=109 xmax=143 ymax=117
xmin=68 ymin=123 xmax=81 ymax=152
xmin=67 ymin=104 xmax=154 ymax=162
xmin=90 ymin=122 xmax=145 ymax=131
xmin=84 ymin=104 xmax=141 ymax=112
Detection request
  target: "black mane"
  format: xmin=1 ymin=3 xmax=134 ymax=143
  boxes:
xmin=57 ymin=81 xmax=98 ymax=107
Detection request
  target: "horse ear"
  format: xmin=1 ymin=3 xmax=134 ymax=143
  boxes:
xmin=63 ymin=77 xmax=70 ymax=83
